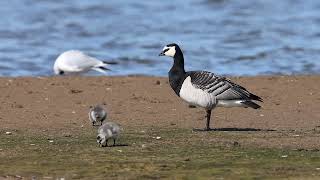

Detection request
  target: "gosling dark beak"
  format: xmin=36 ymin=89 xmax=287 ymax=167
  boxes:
xmin=159 ymin=52 xmax=165 ymax=56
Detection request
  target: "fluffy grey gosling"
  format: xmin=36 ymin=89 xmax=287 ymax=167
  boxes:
xmin=97 ymin=122 xmax=121 ymax=147
xmin=89 ymin=105 xmax=107 ymax=126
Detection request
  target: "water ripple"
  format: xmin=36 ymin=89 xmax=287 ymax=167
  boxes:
xmin=0 ymin=0 xmax=320 ymax=76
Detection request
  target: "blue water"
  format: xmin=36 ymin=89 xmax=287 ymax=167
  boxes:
xmin=0 ymin=0 xmax=320 ymax=77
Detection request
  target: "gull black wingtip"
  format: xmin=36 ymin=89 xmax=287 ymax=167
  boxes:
xmin=99 ymin=66 xmax=111 ymax=71
xmin=159 ymin=52 xmax=165 ymax=56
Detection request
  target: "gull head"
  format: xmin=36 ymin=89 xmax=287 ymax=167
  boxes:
xmin=53 ymin=62 xmax=64 ymax=75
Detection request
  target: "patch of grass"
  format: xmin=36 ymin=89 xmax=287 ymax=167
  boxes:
xmin=0 ymin=128 xmax=320 ymax=179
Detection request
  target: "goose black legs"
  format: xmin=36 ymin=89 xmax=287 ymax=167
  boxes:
xmin=193 ymin=109 xmax=213 ymax=131
xmin=205 ymin=109 xmax=212 ymax=131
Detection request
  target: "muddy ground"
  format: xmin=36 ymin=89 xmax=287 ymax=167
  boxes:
xmin=0 ymin=75 xmax=320 ymax=179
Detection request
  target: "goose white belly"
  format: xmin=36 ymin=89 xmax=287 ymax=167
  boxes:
xmin=179 ymin=76 xmax=217 ymax=109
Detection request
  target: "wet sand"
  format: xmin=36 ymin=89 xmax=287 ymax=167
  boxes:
xmin=0 ymin=75 xmax=319 ymax=149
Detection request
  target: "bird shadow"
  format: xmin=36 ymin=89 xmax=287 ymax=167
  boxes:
xmin=105 ymin=144 xmax=129 ymax=147
xmin=193 ymin=128 xmax=275 ymax=132
xmin=115 ymin=144 xmax=129 ymax=147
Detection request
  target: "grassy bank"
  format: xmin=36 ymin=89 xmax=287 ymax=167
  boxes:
xmin=0 ymin=128 xmax=320 ymax=179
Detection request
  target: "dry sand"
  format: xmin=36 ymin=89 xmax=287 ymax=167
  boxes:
xmin=0 ymin=75 xmax=319 ymax=149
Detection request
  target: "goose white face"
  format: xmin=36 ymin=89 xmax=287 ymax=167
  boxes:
xmin=159 ymin=45 xmax=176 ymax=57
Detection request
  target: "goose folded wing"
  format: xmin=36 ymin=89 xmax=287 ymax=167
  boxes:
xmin=188 ymin=71 xmax=262 ymax=101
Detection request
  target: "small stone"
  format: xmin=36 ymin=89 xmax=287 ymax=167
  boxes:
xmin=44 ymin=98 xmax=49 ymax=101
xmin=15 ymin=104 xmax=24 ymax=108
xmin=281 ymin=155 xmax=288 ymax=158
xmin=30 ymin=144 xmax=35 ymax=146
xmin=141 ymin=144 xmax=146 ymax=148
xmin=81 ymin=125 xmax=84 ymax=128
xmin=260 ymin=114 xmax=264 ymax=117
xmin=156 ymin=136 xmax=161 ymax=140
xmin=63 ymin=133 xmax=72 ymax=137
xmin=5 ymin=132 xmax=12 ymax=135
xmin=117 ymin=150 xmax=123 ymax=153
xmin=233 ymin=141 xmax=240 ymax=146
xmin=155 ymin=80 xmax=161 ymax=85
xmin=70 ymin=89 xmax=83 ymax=94
xmin=49 ymin=140 xmax=54 ymax=143
xmin=43 ymin=176 xmax=53 ymax=179
xmin=188 ymin=105 xmax=196 ymax=108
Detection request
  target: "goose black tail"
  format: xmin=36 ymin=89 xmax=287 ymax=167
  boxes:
xmin=249 ymin=93 xmax=263 ymax=102
xmin=241 ymin=101 xmax=261 ymax=109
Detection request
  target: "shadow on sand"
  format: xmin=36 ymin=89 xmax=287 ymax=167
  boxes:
xmin=193 ymin=128 xmax=276 ymax=132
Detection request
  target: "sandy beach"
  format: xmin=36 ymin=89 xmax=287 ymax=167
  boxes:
xmin=1 ymin=75 xmax=319 ymax=149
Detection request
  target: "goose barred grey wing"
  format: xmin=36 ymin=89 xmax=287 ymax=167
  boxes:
xmin=187 ymin=71 xmax=263 ymax=102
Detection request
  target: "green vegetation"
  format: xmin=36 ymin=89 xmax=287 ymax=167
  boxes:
xmin=0 ymin=128 xmax=319 ymax=179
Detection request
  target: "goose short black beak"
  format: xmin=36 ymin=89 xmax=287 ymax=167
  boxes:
xmin=159 ymin=52 xmax=165 ymax=56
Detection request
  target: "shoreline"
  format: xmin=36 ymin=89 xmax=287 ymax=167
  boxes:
xmin=0 ymin=75 xmax=320 ymax=148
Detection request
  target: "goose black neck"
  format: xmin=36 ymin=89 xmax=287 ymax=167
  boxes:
xmin=168 ymin=46 xmax=186 ymax=96
xmin=171 ymin=47 xmax=185 ymax=73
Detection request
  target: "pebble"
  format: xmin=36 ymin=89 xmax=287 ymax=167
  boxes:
xmin=281 ymin=155 xmax=288 ymax=158
xmin=49 ymin=140 xmax=54 ymax=143
xmin=155 ymin=136 xmax=161 ymax=140
xmin=5 ymin=132 xmax=12 ymax=135
xmin=43 ymin=176 xmax=53 ymax=179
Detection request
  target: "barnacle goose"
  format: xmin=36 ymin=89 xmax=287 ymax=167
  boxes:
xmin=159 ymin=43 xmax=262 ymax=131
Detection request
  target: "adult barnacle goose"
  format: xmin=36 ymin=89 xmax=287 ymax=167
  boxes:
xmin=159 ymin=43 xmax=262 ymax=131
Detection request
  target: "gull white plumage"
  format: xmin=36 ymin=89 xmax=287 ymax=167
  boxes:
xmin=53 ymin=50 xmax=111 ymax=75
xmin=159 ymin=43 xmax=263 ymax=131
xmin=97 ymin=122 xmax=121 ymax=147
xmin=89 ymin=105 xmax=107 ymax=126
